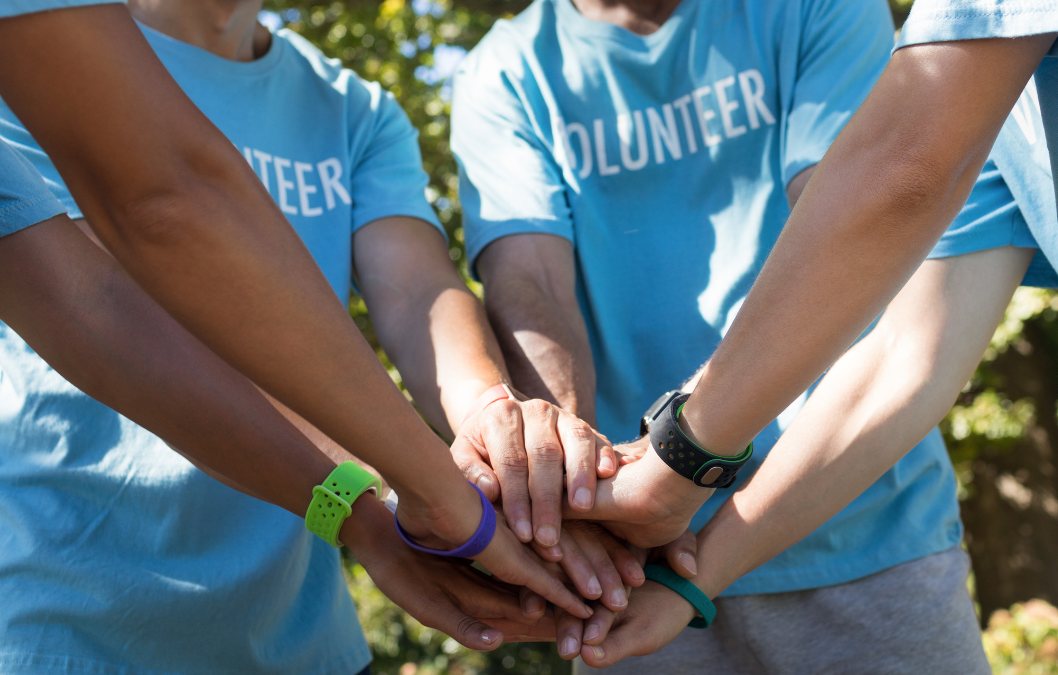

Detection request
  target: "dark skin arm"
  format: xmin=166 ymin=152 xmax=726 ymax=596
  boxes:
xmin=0 ymin=3 xmax=478 ymax=547
xmin=0 ymin=7 xmax=600 ymax=613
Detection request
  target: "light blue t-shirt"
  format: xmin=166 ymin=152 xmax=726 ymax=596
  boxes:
xmin=454 ymin=0 xmax=979 ymax=595
xmin=0 ymin=137 xmax=64 ymax=236
xmin=0 ymin=24 xmax=439 ymax=674
xmin=928 ymin=78 xmax=1058 ymax=287
xmin=0 ymin=0 xmax=121 ymax=19
xmin=897 ymin=0 xmax=1058 ymax=260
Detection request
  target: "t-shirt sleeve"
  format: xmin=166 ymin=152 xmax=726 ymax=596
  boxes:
xmin=0 ymin=98 xmax=80 ymax=219
xmin=450 ymin=38 xmax=574 ymax=275
xmin=347 ymin=82 xmax=443 ymax=236
xmin=0 ymin=0 xmax=124 ymax=19
xmin=781 ymin=0 xmax=894 ymax=186
xmin=896 ymin=0 xmax=1058 ymax=49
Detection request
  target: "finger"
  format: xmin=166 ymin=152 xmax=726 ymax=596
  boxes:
xmin=553 ymin=529 xmax=603 ymax=601
xmin=554 ymin=606 xmax=585 ymax=660
xmin=585 ymin=523 xmax=644 ymax=588
xmin=661 ymin=530 xmax=699 ymax=579
xmin=428 ymin=600 xmax=505 ymax=651
xmin=476 ymin=525 xmax=593 ymax=619
xmin=450 ymin=434 xmax=501 ymax=502
xmin=482 ymin=400 xmax=534 ymax=542
xmin=521 ymin=400 xmax=565 ymax=547
xmin=556 ymin=411 xmax=598 ymax=512
xmin=530 ymin=538 xmax=564 ymax=564
xmin=596 ymin=432 xmax=617 ymax=478
xmin=581 ymin=603 xmax=618 ymax=646
xmin=519 ymin=587 xmax=547 ymax=622
xmin=568 ymin=525 xmax=638 ymax=608
xmin=579 ymin=617 xmax=640 ymax=668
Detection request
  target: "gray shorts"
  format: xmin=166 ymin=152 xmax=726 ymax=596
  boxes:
xmin=575 ymin=547 xmax=989 ymax=675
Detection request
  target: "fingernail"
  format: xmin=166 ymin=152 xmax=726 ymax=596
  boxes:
xmin=627 ymin=562 xmax=644 ymax=582
xmin=573 ymin=487 xmax=592 ymax=509
xmin=598 ymin=455 xmax=615 ymax=473
xmin=561 ymin=637 xmax=578 ymax=656
xmin=610 ymin=588 xmax=627 ymax=608
xmin=584 ymin=624 xmax=600 ymax=643
xmin=476 ymin=474 xmax=495 ymax=497
xmin=591 ymin=645 xmax=605 ymax=660
xmin=545 ymin=545 xmax=562 ymax=560
xmin=515 ymin=519 xmax=533 ymax=542
xmin=537 ymin=525 xmax=558 ymax=547
xmin=587 ymin=575 xmax=602 ymax=596
xmin=525 ymin=595 xmax=545 ymax=615
xmin=482 ymin=629 xmax=501 ymax=645
xmin=679 ymin=552 xmax=698 ymax=577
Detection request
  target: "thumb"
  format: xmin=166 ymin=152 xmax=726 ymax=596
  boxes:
xmin=450 ymin=435 xmax=501 ymax=502
xmin=660 ymin=530 xmax=698 ymax=579
xmin=578 ymin=620 xmax=636 ymax=668
xmin=434 ymin=604 xmax=505 ymax=651
xmin=561 ymin=474 xmax=620 ymax=522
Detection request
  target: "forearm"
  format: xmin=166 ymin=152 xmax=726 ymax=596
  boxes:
xmin=690 ymin=248 xmax=1031 ymax=598
xmin=0 ymin=217 xmax=333 ymax=516
xmin=482 ymin=256 xmax=596 ymax=425
xmin=0 ymin=7 xmax=467 ymax=512
xmin=681 ymin=36 xmax=1053 ymax=454
xmin=377 ymin=284 xmax=508 ymax=438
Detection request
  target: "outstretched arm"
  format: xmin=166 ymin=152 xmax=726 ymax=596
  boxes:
xmin=577 ymin=244 xmax=1033 ymax=665
xmin=0 ymin=3 xmax=480 ymax=547
xmin=680 ymin=34 xmax=1055 ymax=455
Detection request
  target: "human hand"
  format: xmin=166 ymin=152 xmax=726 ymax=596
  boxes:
xmin=577 ymin=579 xmax=696 ymax=667
xmin=532 ymin=519 xmax=645 ymax=612
xmin=564 ymin=436 xmax=714 ymax=549
xmin=551 ymin=530 xmax=698 ymax=659
xmin=452 ymin=398 xmax=616 ymax=549
xmin=344 ymin=494 xmax=562 ymax=647
xmin=392 ymin=481 xmax=594 ymax=620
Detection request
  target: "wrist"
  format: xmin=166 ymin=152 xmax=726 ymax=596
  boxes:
xmin=393 ymin=477 xmax=483 ymax=549
xmin=339 ymin=492 xmax=390 ymax=554
xmin=677 ymin=395 xmax=750 ymax=458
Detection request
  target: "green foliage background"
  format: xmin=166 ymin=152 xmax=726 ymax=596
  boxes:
xmin=263 ymin=0 xmax=1058 ymax=672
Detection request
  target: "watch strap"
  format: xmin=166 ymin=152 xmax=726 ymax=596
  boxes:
xmin=644 ymin=564 xmax=716 ymax=629
xmin=306 ymin=461 xmax=383 ymax=547
xmin=648 ymin=393 xmax=753 ymax=488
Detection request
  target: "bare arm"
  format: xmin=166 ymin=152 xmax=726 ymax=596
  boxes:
xmin=692 ymin=245 xmax=1033 ymax=598
xmin=356 ymin=220 xmax=616 ymax=554
xmin=0 ymin=3 xmax=478 ymax=544
xmin=479 ymin=234 xmax=598 ymax=427
xmin=681 ymin=35 xmax=1056 ymax=455
xmin=0 ymin=216 xmax=335 ymax=517
xmin=574 ymin=245 xmax=1035 ymax=664
xmin=353 ymin=217 xmax=508 ymax=436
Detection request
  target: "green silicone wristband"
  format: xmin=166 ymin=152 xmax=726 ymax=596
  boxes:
xmin=644 ymin=564 xmax=717 ymax=629
xmin=305 ymin=461 xmax=383 ymax=547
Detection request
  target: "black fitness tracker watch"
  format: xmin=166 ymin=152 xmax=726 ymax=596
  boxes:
xmin=640 ymin=391 xmax=753 ymax=488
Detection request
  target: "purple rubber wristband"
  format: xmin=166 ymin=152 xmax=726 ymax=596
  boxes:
xmin=394 ymin=481 xmax=497 ymax=558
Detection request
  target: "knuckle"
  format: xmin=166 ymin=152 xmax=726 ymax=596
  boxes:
xmin=521 ymin=399 xmax=554 ymax=420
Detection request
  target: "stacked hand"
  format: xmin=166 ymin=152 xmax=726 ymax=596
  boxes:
xmin=380 ymin=394 xmax=711 ymax=660
xmin=441 ymin=398 xmax=712 ymax=660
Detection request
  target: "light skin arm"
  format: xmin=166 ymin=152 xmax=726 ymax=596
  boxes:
xmin=568 ymin=35 xmax=1057 ymax=538
xmin=353 ymin=218 xmax=634 ymax=609
xmin=576 ymin=244 xmax=1034 ymax=665
xmin=0 ymin=3 xmax=487 ymax=552
xmin=479 ymin=234 xmax=599 ymax=427
xmin=680 ymin=35 xmax=1056 ymax=455
xmin=358 ymin=221 xmax=615 ymax=544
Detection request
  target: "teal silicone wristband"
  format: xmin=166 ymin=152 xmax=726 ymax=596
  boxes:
xmin=644 ymin=564 xmax=717 ymax=629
